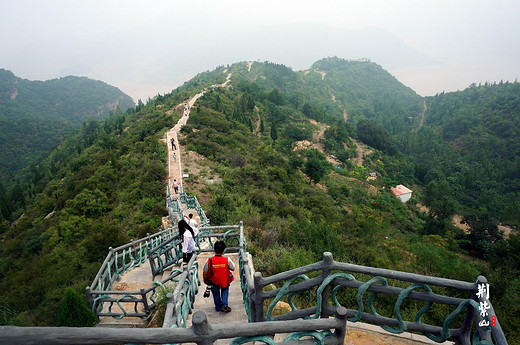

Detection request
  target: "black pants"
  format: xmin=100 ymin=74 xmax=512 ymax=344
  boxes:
xmin=183 ymin=252 xmax=193 ymax=263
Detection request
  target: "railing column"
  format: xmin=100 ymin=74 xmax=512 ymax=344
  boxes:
xmin=457 ymin=306 xmax=474 ymax=345
xmin=163 ymin=292 xmax=176 ymax=328
xmin=131 ymin=239 xmax=137 ymax=263
xmin=85 ymin=286 xmax=99 ymax=321
xmin=253 ymin=272 xmax=265 ymax=322
xmin=333 ymin=306 xmax=348 ymax=344
xmin=474 ymin=276 xmax=507 ymax=345
xmin=192 ymin=311 xmax=213 ymax=345
xmin=140 ymin=288 xmax=150 ymax=314
xmin=320 ymin=252 xmax=334 ymax=318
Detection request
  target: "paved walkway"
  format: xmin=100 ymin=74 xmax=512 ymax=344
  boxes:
xmin=187 ymin=253 xmax=247 ymax=324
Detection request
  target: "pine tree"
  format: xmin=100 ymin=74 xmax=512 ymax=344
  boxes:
xmin=57 ymin=289 xmax=97 ymax=327
xmin=270 ymin=122 xmax=278 ymax=143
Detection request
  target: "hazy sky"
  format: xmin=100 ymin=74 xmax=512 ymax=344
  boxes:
xmin=1 ymin=0 xmax=519 ymax=102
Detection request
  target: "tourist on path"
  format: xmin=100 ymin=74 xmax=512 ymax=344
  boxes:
xmin=182 ymin=223 xmax=195 ymax=264
xmin=188 ymin=213 xmax=198 ymax=233
xmin=173 ymin=179 xmax=179 ymax=194
xmin=171 ymin=138 xmax=176 ymax=150
xmin=178 ymin=214 xmax=194 ymax=253
xmin=203 ymin=240 xmax=235 ymax=312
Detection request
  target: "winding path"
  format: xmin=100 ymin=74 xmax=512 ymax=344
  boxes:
xmin=414 ymin=100 xmax=427 ymax=132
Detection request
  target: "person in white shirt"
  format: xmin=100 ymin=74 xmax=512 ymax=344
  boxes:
xmin=182 ymin=214 xmax=196 ymax=263
xmin=188 ymin=213 xmax=198 ymax=236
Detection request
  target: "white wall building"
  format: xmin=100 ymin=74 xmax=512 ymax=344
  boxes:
xmin=391 ymin=184 xmax=413 ymax=203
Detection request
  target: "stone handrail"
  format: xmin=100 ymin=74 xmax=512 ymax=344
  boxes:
xmin=166 ymin=185 xmax=183 ymax=223
xmin=88 ymin=228 xmax=176 ymax=292
xmin=86 ymin=227 xmax=177 ymax=320
xmin=148 ymin=233 xmax=183 ymax=279
xmin=162 ymin=254 xmax=201 ymax=328
xmin=0 ymin=306 xmax=348 ymax=345
xmin=238 ymin=222 xmax=256 ymax=322
xmin=250 ymin=252 xmax=506 ymax=345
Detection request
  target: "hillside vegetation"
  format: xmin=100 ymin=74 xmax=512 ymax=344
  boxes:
xmin=0 ymin=69 xmax=135 ymax=183
xmin=0 ymin=59 xmax=518 ymax=341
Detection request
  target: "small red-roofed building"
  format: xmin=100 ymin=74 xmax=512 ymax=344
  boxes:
xmin=391 ymin=184 xmax=413 ymax=203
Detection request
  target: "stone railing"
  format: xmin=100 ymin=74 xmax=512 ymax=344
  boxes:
xmin=86 ymin=228 xmax=176 ymax=320
xmin=178 ymin=191 xmax=209 ymax=226
xmin=148 ymin=232 xmax=183 ymax=279
xmin=166 ymin=185 xmax=183 ymax=223
xmin=250 ymin=252 xmax=507 ymax=345
xmin=196 ymin=223 xmax=240 ymax=253
xmin=162 ymin=254 xmax=201 ymax=328
xmin=0 ymin=307 xmax=348 ymax=345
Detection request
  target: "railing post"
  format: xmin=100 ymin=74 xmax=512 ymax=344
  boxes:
xmin=85 ymin=286 xmax=99 ymax=321
xmin=131 ymin=239 xmax=138 ymax=264
xmin=192 ymin=311 xmax=213 ymax=345
xmin=457 ymin=306 xmax=474 ymax=345
xmin=253 ymin=272 xmax=265 ymax=322
xmin=473 ymin=276 xmax=493 ymax=343
xmin=474 ymin=276 xmax=508 ymax=345
xmin=162 ymin=292 xmax=176 ymax=328
xmin=333 ymin=306 xmax=348 ymax=344
xmin=320 ymin=252 xmax=334 ymax=318
xmin=141 ymin=288 xmax=150 ymax=314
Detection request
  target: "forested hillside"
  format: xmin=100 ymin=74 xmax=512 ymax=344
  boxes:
xmin=0 ymin=89 xmax=193 ymax=325
xmin=413 ymin=83 xmax=520 ymax=226
xmin=0 ymin=69 xmax=135 ymax=183
xmin=0 ymin=60 xmax=518 ymax=341
xmin=178 ymin=61 xmax=519 ymax=341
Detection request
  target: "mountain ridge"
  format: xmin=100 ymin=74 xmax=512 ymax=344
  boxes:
xmin=0 ymin=68 xmax=135 ymax=182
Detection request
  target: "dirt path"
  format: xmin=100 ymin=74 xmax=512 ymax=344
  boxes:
xmin=343 ymin=109 xmax=348 ymax=122
xmin=315 ymin=69 xmax=326 ymax=80
xmin=350 ymin=138 xmax=372 ymax=166
xmin=253 ymin=105 xmax=261 ymax=137
xmin=247 ymin=61 xmax=253 ymax=72
xmin=414 ymin=101 xmax=427 ymax=132
xmin=219 ymin=72 xmax=232 ymax=87
xmin=293 ymin=120 xmax=342 ymax=166
xmin=165 ymin=74 xmax=232 ymax=194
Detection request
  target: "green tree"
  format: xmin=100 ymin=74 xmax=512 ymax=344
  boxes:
xmin=304 ymin=149 xmax=331 ymax=184
xmin=422 ymin=180 xmax=456 ymax=236
xmin=57 ymin=289 xmax=97 ymax=327
xmin=270 ymin=122 xmax=278 ymax=143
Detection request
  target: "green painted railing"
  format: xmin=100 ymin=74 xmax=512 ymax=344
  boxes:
xmin=86 ymin=227 xmax=177 ymax=320
xmin=250 ymin=252 xmax=506 ymax=345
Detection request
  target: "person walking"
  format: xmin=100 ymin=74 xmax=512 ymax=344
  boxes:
xmin=203 ymin=240 xmax=235 ymax=312
xmin=178 ymin=214 xmax=194 ymax=253
xmin=173 ymin=179 xmax=179 ymax=194
xmin=188 ymin=213 xmax=198 ymax=233
xmin=171 ymin=138 xmax=176 ymax=150
xmin=173 ymin=152 xmax=177 ymax=161
xmin=182 ymin=223 xmax=195 ymax=264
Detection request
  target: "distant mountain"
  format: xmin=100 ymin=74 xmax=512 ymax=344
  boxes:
xmin=0 ymin=69 xmax=134 ymax=182
xmin=304 ymin=57 xmax=423 ymax=132
xmin=408 ymin=82 xmax=520 ymax=223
